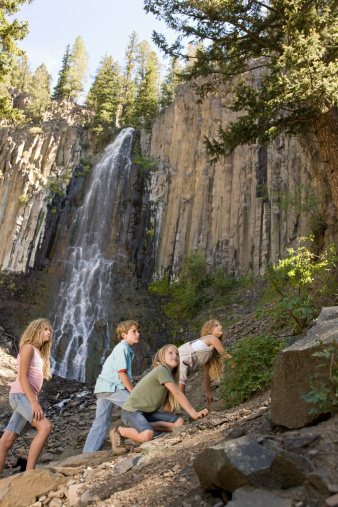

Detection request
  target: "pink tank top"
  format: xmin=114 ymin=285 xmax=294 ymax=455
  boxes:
xmin=10 ymin=345 xmax=44 ymax=398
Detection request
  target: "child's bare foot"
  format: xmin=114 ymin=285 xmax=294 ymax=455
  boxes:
xmin=109 ymin=428 xmax=127 ymax=455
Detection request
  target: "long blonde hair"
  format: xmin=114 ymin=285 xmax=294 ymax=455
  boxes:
xmin=201 ymin=319 xmax=224 ymax=383
xmin=152 ymin=344 xmax=180 ymax=412
xmin=20 ymin=319 xmax=53 ymax=380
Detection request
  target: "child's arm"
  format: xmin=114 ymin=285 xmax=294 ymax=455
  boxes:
xmin=203 ymin=363 xmax=213 ymax=405
xmin=19 ymin=345 xmax=44 ymax=422
xmin=118 ymin=371 xmax=134 ymax=392
xmin=164 ymin=382 xmax=209 ymax=419
xmin=203 ymin=335 xmax=232 ymax=358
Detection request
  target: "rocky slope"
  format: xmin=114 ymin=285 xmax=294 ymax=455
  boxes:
xmin=0 ymin=318 xmax=337 ymax=507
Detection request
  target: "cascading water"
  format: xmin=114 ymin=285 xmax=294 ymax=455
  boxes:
xmin=51 ymin=128 xmax=135 ymax=381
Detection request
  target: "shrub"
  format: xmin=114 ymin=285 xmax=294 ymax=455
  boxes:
xmin=28 ymin=127 xmax=44 ymax=135
xmin=256 ymin=238 xmax=338 ymax=333
xmin=301 ymin=340 xmax=338 ymax=415
xmin=219 ymin=334 xmax=285 ymax=408
xmin=18 ymin=194 xmax=30 ymax=204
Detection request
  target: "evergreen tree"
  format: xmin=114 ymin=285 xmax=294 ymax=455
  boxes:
xmin=68 ymin=36 xmax=89 ymax=102
xmin=145 ymin=0 xmax=338 ymax=210
xmin=26 ymin=63 xmax=51 ymax=121
xmin=0 ymin=0 xmax=32 ymax=120
xmin=86 ymin=54 xmax=123 ymax=140
xmin=133 ymin=40 xmax=160 ymax=130
xmin=121 ymin=31 xmax=139 ymax=126
xmin=10 ymin=54 xmax=31 ymax=92
xmin=52 ymin=44 xmax=71 ymax=99
xmin=160 ymin=57 xmax=183 ymax=110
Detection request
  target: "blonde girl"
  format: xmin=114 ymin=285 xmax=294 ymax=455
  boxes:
xmin=110 ymin=344 xmax=208 ymax=454
xmin=178 ymin=319 xmax=232 ymax=404
xmin=0 ymin=319 xmax=53 ymax=474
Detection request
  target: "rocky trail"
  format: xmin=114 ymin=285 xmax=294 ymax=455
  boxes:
xmin=1 ymin=318 xmax=338 ymax=507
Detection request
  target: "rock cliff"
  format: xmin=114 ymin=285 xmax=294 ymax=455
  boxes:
xmin=142 ymin=81 xmax=337 ymax=279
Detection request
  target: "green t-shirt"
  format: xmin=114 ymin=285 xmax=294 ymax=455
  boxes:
xmin=122 ymin=365 xmax=174 ymax=413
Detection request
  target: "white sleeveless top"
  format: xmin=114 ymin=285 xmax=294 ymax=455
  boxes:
xmin=190 ymin=339 xmax=211 ymax=352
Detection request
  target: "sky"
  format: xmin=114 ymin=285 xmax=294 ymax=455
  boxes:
xmin=14 ymin=0 xmax=178 ymax=98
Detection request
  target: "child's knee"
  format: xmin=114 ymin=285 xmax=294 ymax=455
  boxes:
xmin=1 ymin=431 xmax=17 ymax=450
xmin=173 ymin=417 xmax=184 ymax=427
xmin=139 ymin=429 xmax=154 ymax=442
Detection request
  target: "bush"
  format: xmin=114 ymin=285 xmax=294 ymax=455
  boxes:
xmin=219 ymin=334 xmax=285 ymax=408
xmin=256 ymin=238 xmax=338 ymax=333
xmin=301 ymin=340 xmax=338 ymax=415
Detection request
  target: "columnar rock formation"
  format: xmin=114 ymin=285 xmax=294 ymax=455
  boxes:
xmin=0 ymin=102 xmax=89 ymax=273
xmin=142 ymin=81 xmax=336 ymax=279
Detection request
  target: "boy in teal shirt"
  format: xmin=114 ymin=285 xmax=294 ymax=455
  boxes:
xmin=83 ymin=320 xmax=139 ymax=453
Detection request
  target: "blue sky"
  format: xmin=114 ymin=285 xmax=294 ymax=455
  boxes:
xmin=14 ymin=0 xmax=178 ymax=97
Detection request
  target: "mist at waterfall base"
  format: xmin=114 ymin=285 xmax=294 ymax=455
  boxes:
xmin=50 ymin=128 xmax=135 ymax=382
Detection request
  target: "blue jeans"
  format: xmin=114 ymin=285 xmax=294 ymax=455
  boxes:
xmin=6 ymin=394 xmax=33 ymax=435
xmin=121 ymin=409 xmax=179 ymax=433
xmin=83 ymin=389 xmax=129 ymax=453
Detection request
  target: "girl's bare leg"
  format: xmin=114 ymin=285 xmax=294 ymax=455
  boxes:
xmin=27 ymin=418 xmax=52 ymax=470
xmin=149 ymin=417 xmax=184 ymax=433
xmin=0 ymin=430 xmax=18 ymax=474
xmin=118 ymin=426 xmax=154 ymax=443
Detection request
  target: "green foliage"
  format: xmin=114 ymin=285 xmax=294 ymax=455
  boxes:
xmin=145 ymin=0 xmax=338 ymax=208
xmin=47 ymin=179 xmax=64 ymax=198
xmin=160 ymin=57 xmax=183 ymax=110
xmin=52 ymin=44 xmax=71 ymax=100
xmin=52 ymin=37 xmax=88 ymax=102
xmin=132 ymin=40 xmax=160 ymax=131
xmin=256 ymin=238 xmax=338 ymax=333
xmin=28 ymin=126 xmax=43 ymax=135
xmin=18 ymin=194 xmax=29 ymax=204
xmin=10 ymin=53 xmax=31 ymax=91
xmin=86 ymin=54 xmax=123 ymax=141
xmin=214 ymin=268 xmax=238 ymax=296
xmin=134 ymin=153 xmax=158 ymax=172
xmin=301 ymin=340 xmax=338 ymax=415
xmin=220 ymin=334 xmax=285 ymax=408
xmin=26 ymin=63 xmax=51 ymax=121
xmin=0 ymin=0 xmax=32 ymax=120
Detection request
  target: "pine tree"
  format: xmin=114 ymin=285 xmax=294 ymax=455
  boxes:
xmin=26 ymin=63 xmax=51 ymax=122
xmin=160 ymin=57 xmax=183 ymax=110
xmin=145 ymin=0 xmax=338 ymax=210
xmin=10 ymin=54 xmax=31 ymax=92
xmin=86 ymin=55 xmax=123 ymax=139
xmin=68 ymin=36 xmax=89 ymax=102
xmin=52 ymin=44 xmax=71 ymax=99
xmin=121 ymin=31 xmax=139 ymax=126
xmin=132 ymin=40 xmax=160 ymax=130
xmin=0 ymin=0 xmax=32 ymax=120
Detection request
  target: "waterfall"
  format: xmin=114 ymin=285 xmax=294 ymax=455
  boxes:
xmin=50 ymin=128 xmax=135 ymax=381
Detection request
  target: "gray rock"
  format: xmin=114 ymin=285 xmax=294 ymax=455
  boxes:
xmin=306 ymin=470 xmax=331 ymax=494
xmin=113 ymin=456 xmax=141 ymax=477
xmin=194 ymin=435 xmax=314 ymax=493
xmin=40 ymin=452 xmax=54 ymax=463
xmin=260 ymin=418 xmax=276 ymax=433
xmin=227 ymin=427 xmax=246 ymax=439
xmin=226 ymin=486 xmax=292 ymax=507
xmin=271 ymin=307 xmax=338 ymax=429
xmin=282 ymin=432 xmax=320 ymax=450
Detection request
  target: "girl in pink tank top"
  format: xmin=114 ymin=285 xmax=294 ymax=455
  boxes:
xmin=0 ymin=319 xmax=53 ymax=475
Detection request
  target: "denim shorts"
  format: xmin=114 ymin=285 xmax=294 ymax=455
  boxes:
xmin=6 ymin=393 xmax=33 ymax=435
xmin=121 ymin=409 xmax=179 ymax=433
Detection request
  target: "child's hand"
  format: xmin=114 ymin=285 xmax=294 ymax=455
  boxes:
xmin=31 ymin=400 xmax=44 ymax=422
xmin=194 ymin=408 xmax=209 ymax=419
xmin=206 ymin=393 xmax=214 ymax=405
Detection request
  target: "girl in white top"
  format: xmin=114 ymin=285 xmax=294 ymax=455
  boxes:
xmin=178 ymin=319 xmax=232 ymax=404
xmin=0 ymin=319 xmax=53 ymax=475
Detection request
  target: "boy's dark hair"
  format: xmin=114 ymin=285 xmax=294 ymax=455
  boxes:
xmin=116 ymin=320 xmax=140 ymax=341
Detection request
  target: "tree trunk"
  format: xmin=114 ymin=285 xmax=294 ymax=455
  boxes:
xmin=313 ymin=106 xmax=338 ymax=211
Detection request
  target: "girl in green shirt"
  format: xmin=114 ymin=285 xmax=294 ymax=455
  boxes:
xmin=110 ymin=344 xmax=208 ymax=453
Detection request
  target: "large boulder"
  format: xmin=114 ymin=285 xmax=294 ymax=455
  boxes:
xmin=0 ymin=469 xmax=68 ymax=507
xmin=193 ymin=435 xmax=314 ymax=493
xmin=271 ymin=307 xmax=338 ymax=429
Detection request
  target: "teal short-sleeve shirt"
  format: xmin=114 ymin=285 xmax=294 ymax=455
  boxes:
xmin=94 ymin=340 xmax=134 ymax=394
